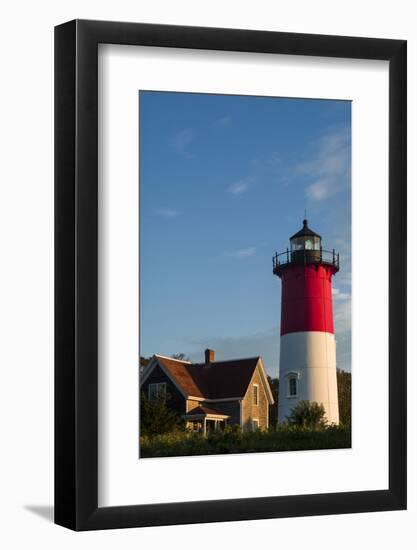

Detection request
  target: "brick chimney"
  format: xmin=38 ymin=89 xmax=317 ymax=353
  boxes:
xmin=204 ymin=348 xmax=215 ymax=365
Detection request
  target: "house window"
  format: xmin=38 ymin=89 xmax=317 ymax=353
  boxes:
xmin=288 ymin=376 xmax=298 ymax=397
xmin=253 ymin=384 xmax=259 ymax=405
xmin=252 ymin=419 xmax=259 ymax=430
xmin=148 ymin=382 xmax=166 ymax=402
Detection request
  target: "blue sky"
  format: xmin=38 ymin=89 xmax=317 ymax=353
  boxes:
xmin=139 ymin=92 xmax=351 ymax=376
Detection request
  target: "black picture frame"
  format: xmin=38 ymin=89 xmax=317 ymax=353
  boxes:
xmin=55 ymin=19 xmax=407 ymax=531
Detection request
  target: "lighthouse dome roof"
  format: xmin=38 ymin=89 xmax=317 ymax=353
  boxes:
xmin=290 ymin=219 xmax=321 ymax=240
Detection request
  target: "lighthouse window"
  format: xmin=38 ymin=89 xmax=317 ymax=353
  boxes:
xmin=288 ymin=377 xmax=298 ymax=397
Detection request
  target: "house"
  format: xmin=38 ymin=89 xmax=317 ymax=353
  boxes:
xmin=140 ymin=349 xmax=275 ymax=434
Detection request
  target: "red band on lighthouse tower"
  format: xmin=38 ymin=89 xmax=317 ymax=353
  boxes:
xmin=280 ymin=264 xmax=337 ymax=335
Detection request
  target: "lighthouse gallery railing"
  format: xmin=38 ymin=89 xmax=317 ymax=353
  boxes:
xmin=272 ymin=248 xmax=340 ymax=273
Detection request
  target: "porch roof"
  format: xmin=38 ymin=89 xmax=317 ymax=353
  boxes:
xmin=183 ymin=405 xmax=230 ymax=420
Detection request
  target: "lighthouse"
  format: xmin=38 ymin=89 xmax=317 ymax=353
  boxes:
xmin=273 ymin=219 xmax=340 ymax=425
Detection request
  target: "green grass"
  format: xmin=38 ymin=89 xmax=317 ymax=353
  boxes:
xmin=140 ymin=425 xmax=351 ymax=458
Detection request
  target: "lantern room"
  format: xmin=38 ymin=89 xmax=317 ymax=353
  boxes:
xmin=272 ymin=219 xmax=340 ymax=275
xmin=289 ymin=219 xmax=321 ymax=264
xmin=290 ymin=219 xmax=321 ymax=251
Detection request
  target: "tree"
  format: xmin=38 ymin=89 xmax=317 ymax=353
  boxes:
xmin=139 ymin=356 xmax=151 ymax=375
xmin=286 ymin=400 xmax=327 ymax=429
xmin=267 ymin=376 xmax=279 ymax=429
xmin=337 ymin=369 xmax=351 ymax=427
xmin=140 ymin=391 xmax=185 ymax=437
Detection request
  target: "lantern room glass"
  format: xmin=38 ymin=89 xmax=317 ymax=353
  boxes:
xmin=290 ymin=235 xmax=321 ymax=251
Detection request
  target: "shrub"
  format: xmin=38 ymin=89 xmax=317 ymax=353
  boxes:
xmin=286 ymin=400 xmax=327 ymax=429
xmin=140 ymin=391 xmax=185 ymax=437
xmin=337 ymin=369 xmax=352 ymax=427
xmin=139 ymin=424 xmax=351 ymax=458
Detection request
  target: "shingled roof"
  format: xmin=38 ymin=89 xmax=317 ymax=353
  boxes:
xmin=145 ymin=354 xmax=271 ymax=401
xmin=153 ymin=356 xmax=205 ymax=398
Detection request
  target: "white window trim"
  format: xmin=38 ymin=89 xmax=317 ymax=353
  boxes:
xmin=148 ymin=382 xmax=166 ymax=401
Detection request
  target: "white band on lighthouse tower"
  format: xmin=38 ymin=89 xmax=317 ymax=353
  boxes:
xmin=278 ymin=331 xmax=339 ymax=424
